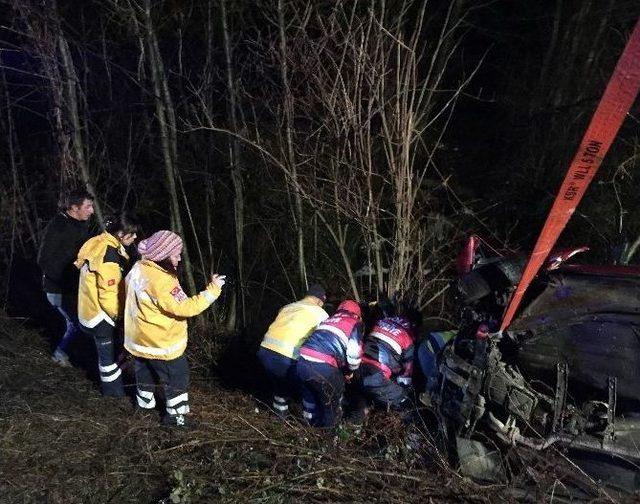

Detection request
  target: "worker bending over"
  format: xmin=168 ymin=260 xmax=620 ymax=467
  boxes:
xmin=297 ymin=300 xmax=363 ymax=428
xmin=258 ymin=284 xmax=328 ymax=418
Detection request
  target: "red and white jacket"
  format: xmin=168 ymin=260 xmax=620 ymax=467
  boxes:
xmin=361 ymin=316 xmax=414 ymax=385
xmin=299 ymin=310 xmax=364 ymax=372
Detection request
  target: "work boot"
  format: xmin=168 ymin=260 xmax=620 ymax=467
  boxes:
xmin=162 ymin=413 xmax=188 ymax=428
xmin=51 ymin=347 xmax=71 ymax=367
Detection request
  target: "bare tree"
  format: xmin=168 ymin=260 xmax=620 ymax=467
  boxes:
xmin=221 ymin=0 xmax=247 ymax=328
xmin=106 ymin=0 xmax=200 ymax=293
xmin=277 ymin=0 xmax=308 ymax=291
xmin=12 ymin=0 xmax=103 ymax=221
xmin=256 ymin=0 xmax=481 ymax=307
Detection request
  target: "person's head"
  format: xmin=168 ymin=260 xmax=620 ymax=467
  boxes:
xmin=305 ymin=283 xmax=326 ymax=306
xmin=405 ymin=307 xmax=423 ymax=333
xmin=104 ymin=213 xmax=140 ymax=247
xmin=337 ymin=299 xmax=361 ymax=318
xmin=137 ymin=230 xmax=183 ymax=271
xmin=397 ymin=304 xmax=422 ymax=339
xmin=60 ymin=188 xmax=94 ymax=221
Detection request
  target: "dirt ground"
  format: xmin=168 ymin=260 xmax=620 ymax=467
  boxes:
xmin=0 ymin=315 xmax=626 ymax=503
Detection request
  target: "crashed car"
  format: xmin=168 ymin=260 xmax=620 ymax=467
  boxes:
xmin=429 ymin=235 xmax=640 ymax=493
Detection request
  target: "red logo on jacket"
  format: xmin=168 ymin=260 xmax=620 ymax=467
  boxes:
xmin=372 ymin=319 xmax=413 ymax=352
xmin=170 ymin=286 xmax=188 ymax=302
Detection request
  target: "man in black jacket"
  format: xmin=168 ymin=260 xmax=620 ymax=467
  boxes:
xmin=38 ymin=188 xmax=95 ymax=366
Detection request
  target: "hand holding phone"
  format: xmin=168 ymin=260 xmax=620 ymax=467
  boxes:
xmin=210 ymin=274 xmax=226 ymax=288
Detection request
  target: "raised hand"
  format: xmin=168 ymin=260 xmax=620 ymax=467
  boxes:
xmin=210 ymin=274 xmax=226 ymax=288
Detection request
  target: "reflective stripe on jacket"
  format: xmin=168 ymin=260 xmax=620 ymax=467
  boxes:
xmin=124 ymin=260 xmax=221 ymax=360
xmin=75 ymin=232 xmax=129 ymax=328
xmin=299 ymin=310 xmax=363 ymax=371
xmin=364 ymin=316 xmax=415 ymax=384
xmin=260 ymin=297 xmax=328 ymax=359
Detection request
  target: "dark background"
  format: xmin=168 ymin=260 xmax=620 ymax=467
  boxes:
xmin=2 ymin=0 xmax=639 ymax=335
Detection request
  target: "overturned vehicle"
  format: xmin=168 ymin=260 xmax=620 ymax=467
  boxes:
xmin=429 ymin=236 xmax=640 ymax=494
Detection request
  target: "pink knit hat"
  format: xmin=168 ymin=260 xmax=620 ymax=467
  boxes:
xmin=138 ymin=230 xmax=183 ymax=261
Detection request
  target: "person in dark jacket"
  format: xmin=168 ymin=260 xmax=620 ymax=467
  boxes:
xmin=38 ymin=188 xmax=95 ymax=366
xmin=297 ymin=299 xmax=363 ymax=428
xmin=349 ymin=315 xmax=418 ymax=424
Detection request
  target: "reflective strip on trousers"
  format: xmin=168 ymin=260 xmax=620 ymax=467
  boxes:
xmin=99 ymin=362 xmax=122 ymax=383
xmin=99 ymin=362 xmax=118 ymax=373
xmin=166 ymin=393 xmax=188 ymax=407
xmin=166 ymin=392 xmax=189 ymax=416
xmin=302 ymin=399 xmax=315 ymax=418
xmin=273 ymin=395 xmax=289 ymax=411
xmin=167 ymin=404 xmax=190 ymax=415
xmin=136 ymin=388 xmax=156 ymax=409
xmin=101 ymin=368 xmax=122 ymax=383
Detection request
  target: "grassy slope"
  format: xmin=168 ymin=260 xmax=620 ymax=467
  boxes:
xmin=0 ymin=315 xmax=491 ymax=503
xmin=1 ymin=315 xmax=621 ymax=503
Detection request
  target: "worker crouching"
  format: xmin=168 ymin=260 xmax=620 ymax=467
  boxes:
xmin=350 ymin=315 xmax=418 ymax=423
xmin=297 ymin=300 xmax=363 ymax=428
xmin=124 ymin=230 xmax=225 ymax=427
xmin=75 ymin=213 xmax=138 ymax=396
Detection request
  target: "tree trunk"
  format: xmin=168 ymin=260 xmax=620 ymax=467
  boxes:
xmin=277 ymin=0 xmax=307 ymax=291
xmin=58 ymin=33 xmax=103 ymax=223
xmin=142 ymin=0 xmax=197 ymax=294
xmin=221 ymin=0 xmax=246 ymax=329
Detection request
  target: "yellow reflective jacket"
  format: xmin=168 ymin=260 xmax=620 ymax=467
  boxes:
xmin=124 ymin=260 xmax=221 ymax=360
xmin=75 ymin=232 xmax=129 ymax=328
xmin=260 ymin=297 xmax=329 ymax=359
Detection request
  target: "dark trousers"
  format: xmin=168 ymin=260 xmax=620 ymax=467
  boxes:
xmin=134 ymin=355 xmax=190 ymax=423
xmin=81 ymin=320 xmax=125 ymax=396
xmin=257 ymin=347 xmax=298 ymax=415
xmin=297 ymin=359 xmax=344 ymax=428
xmin=417 ymin=339 xmax=440 ymax=393
xmin=46 ymin=292 xmax=80 ymax=353
xmin=350 ymin=365 xmax=411 ymax=423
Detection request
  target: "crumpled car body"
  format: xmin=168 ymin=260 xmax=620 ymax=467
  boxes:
xmin=513 ymin=264 xmax=640 ymax=409
xmin=432 ymin=237 xmax=640 ymax=494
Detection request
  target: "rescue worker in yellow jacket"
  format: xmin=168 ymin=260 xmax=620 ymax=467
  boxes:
xmin=257 ymin=284 xmax=328 ymax=418
xmin=75 ymin=213 xmax=139 ymax=396
xmin=124 ymin=230 xmax=225 ymax=426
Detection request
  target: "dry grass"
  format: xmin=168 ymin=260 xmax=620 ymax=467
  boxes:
xmin=0 ymin=315 xmax=627 ymax=503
